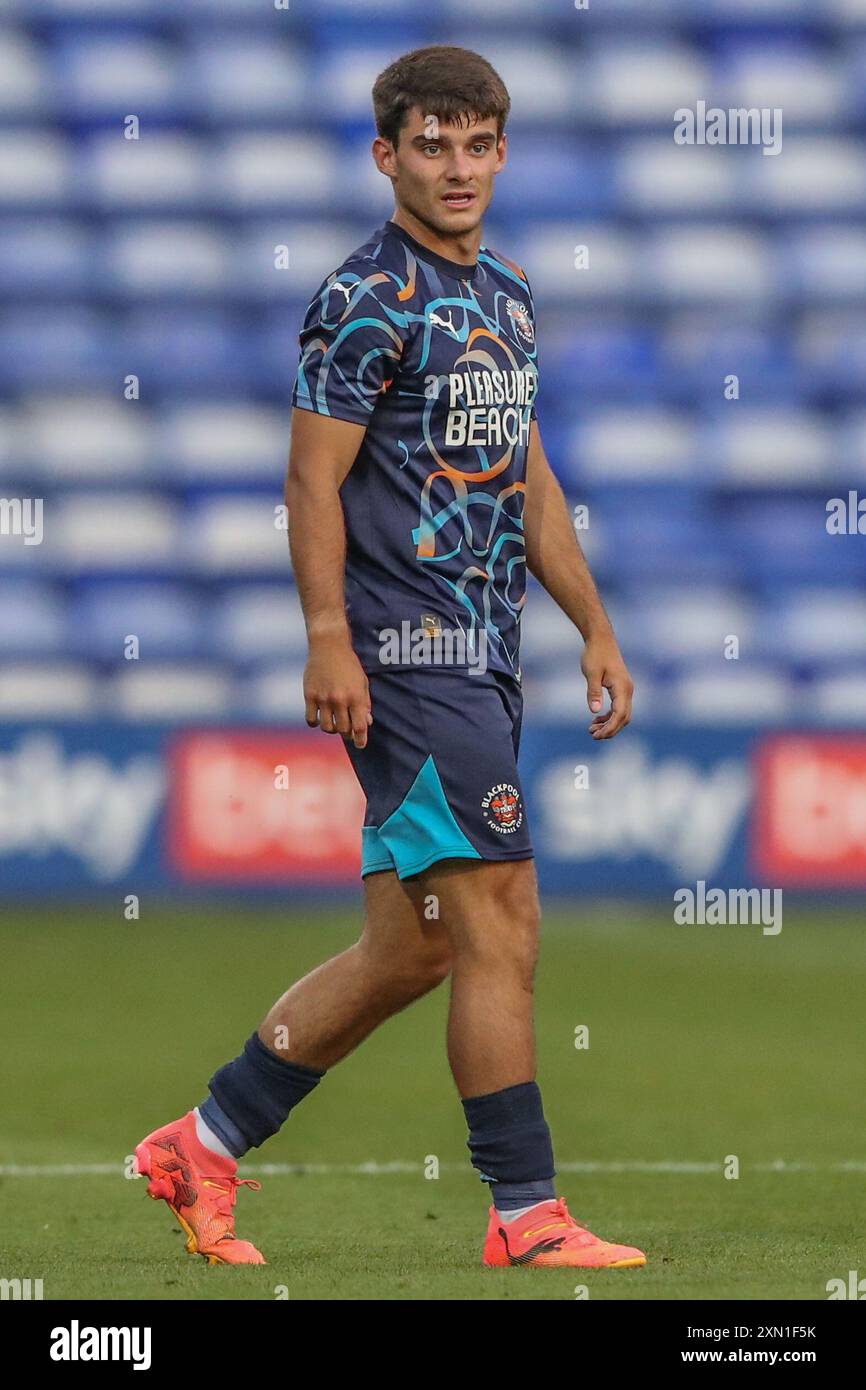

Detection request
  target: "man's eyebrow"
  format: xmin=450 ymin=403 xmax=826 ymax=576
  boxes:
xmin=410 ymin=128 xmax=498 ymax=146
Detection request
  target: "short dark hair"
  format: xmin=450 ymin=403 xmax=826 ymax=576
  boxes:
xmin=372 ymin=45 xmax=510 ymax=147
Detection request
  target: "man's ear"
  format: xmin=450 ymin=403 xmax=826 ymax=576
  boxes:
xmin=372 ymin=136 xmax=396 ymax=178
xmin=495 ymin=132 xmax=508 ymax=173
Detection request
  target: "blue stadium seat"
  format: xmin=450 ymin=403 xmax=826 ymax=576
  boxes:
xmin=184 ymin=38 xmax=307 ymax=122
xmin=158 ymin=402 xmax=286 ymax=483
xmin=0 ymin=581 xmax=68 ymax=656
xmin=117 ymin=309 xmax=259 ymax=393
xmin=100 ymin=221 xmax=232 ymax=298
xmin=239 ymin=661 xmax=308 ymax=719
xmin=186 ymin=494 xmax=288 ymax=575
xmin=52 ymin=35 xmax=186 ymax=120
xmin=0 ymin=311 xmax=113 ymax=389
xmin=53 ymin=492 xmax=181 ymax=574
xmin=0 ymin=220 xmax=92 ymax=295
xmin=210 ymin=586 xmax=308 ymax=665
xmin=758 ymin=589 xmax=866 ymax=664
xmin=108 ymin=663 xmax=234 ymax=720
xmin=0 ymin=6 xmax=864 ymax=720
xmin=80 ymin=132 xmax=209 ymax=213
xmin=0 ymin=131 xmax=70 ymax=210
xmin=671 ymin=662 xmax=797 ymax=725
xmin=0 ymin=27 xmax=47 ymax=116
xmin=0 ymin=661 xmax=100 ymax=719
xmin=71 ymin=582 xmax=207 ymax=660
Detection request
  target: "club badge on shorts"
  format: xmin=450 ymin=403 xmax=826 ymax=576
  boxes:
xmin=481 ymin=782 xmax=524 ymax=834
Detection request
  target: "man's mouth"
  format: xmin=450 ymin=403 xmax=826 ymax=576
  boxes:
xmin=442 ymin=192 xmax=476 ymax=209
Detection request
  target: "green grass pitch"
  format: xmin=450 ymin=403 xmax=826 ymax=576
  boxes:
xmin=1 ymin=900 xmax=863 ymax=1301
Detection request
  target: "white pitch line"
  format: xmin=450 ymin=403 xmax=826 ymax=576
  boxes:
xmin=1 ymin=1160 xmax=864 ymax=1178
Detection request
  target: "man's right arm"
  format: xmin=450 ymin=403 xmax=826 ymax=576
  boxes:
xmin=285 ymin=406 xmax=372 ymax=749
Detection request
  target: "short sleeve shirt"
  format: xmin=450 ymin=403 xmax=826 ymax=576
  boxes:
xmin=292 ymin=219 xmax=539 ymax=682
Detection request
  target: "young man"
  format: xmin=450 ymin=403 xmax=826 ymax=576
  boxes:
xmin=135 ymin=45 xmax=644 ymax=1271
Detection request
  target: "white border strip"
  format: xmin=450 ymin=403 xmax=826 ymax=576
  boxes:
xmin=1 ymin=1159 xmax=864 ymax=1177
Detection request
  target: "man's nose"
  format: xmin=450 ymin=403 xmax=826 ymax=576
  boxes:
xmin=446 ymin=150 xmax=473 ymax=182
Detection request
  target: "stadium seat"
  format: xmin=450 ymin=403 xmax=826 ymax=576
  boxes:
xmin=186 ymin=495 xmax=288 ymax=575
xmin=672 ymin=664 xmax=797 ymax=724
xmin=210 ymin=586 xmax=308 ymax=664
xmin=18 ymin=396 xmax=151 ymax=482
xmin=159 ymin=403 xmax=286 ymax=482
xmin=810 ymin=669 xmax=866 ymax=723
xmin=53 ymin=493 xmax=180 ymax=571
xmin=0 ymin=27 xmax=46 ymax=116
xmin=0 ymin=132 xmax=69 ymax=207
xmin=586 ymin=40 xmax=708 ymax=124
xmin=568 ymin=408 xmax=697 ymax=482
xmin=0 ymin=6 xmax=863 ymax=722
xmin=103 ymin=222 xmax=232 ymax=296
xmin=617 ymin=587 xmax=758 ymax=664
xmin=759 ymin=589 xmax=866 ymax=662
xmin=81 ymin=132 xmax=208 ymax=211
xmin=53 ymin=36 xmax=184 ymax=120
xmin=185 ymin=38 xmax=307 ymax=121
xmin=0 ymin=662 xmax=99 ymax=718
xmin=753 ymin=139 xmax=866 ymax=214
xmin=713 ymin=408 xmax=833 ymax=485
xmin=240 ymin=661 xmax=308 ymax=719
xmin=643 ymin=227 xmax=774 ymax=303
xmin=0 ymin=581 xmax=68 ymax=656
xmin=71 ymin=582 xmax=208 ymax=660
xmin=0 ymin=220 xmax=91 ymax=295
xmin=108 ymin=664 xmax=234 ymax=720
xmin=217 ymin=133 xmax=340 ymax=211
xmin=617 ymin=141 xmax=738 ymax=214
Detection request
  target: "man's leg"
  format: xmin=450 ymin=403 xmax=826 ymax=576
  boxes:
xmin=201 ymin=867 xmax=450 ymax=1153
xmin=419 ymin=856 xmax=553 ymax=1205
xmin=416 ymin=854 xmax=646 ymax=1269
xmin=134 ymin=869 xmax=450 ymax=1263
xmin=422 ymin=857 xmax=539 ymax=1096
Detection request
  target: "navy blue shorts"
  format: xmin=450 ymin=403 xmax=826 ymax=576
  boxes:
xmin=342 ymin=666 xmax=535 ymax=881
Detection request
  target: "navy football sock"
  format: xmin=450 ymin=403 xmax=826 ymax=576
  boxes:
xmin=489 ymin=1179 xmax=557 ymax=1212
xmin=461 ymin=1080 xmax=556 ymax=1208
xmin=201 ymin=1031 xmax=325 ymax=1158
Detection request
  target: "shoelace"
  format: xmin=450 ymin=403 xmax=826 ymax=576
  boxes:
xmin=203 ymin=1175 xmax=262 ymax=1219
xmin=523 ymin=1200 xmax=598 ymax=1248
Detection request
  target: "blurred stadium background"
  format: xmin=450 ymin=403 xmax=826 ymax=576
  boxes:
xmin=1 ymin=0 xmax=864 ymax=895
xmin=0 ymin=0 xmax=861 ymax=889
xmin=1 ymin=0 xmax=865 ymax=1303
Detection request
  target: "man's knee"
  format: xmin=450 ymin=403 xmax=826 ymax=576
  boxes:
xmin=440 ymin=860 xmax=541 ymax=978
xmin=358 ymin=925 xmax=452 ymax=1002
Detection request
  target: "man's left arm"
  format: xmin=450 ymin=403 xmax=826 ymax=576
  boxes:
xmin=523 ymin=421 xmax=634 ymax=740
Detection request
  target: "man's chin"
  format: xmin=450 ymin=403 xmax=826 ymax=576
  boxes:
xmin=426 ymin=205 xmax=484 ymax=238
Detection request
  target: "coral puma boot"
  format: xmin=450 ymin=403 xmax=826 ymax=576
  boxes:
xmin=483 ymin=1197 xmax=646 ymax=1269
xmin=134 ymin=1110 xmax=266 ymax=1265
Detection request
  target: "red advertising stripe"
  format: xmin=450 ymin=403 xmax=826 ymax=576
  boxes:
xmin=753 ymin=735 xmax=866 ymax=885
xmin=168 ymin=731 xmax=364 ymax=882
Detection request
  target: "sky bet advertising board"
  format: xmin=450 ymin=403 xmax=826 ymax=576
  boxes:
xmin=1 ymin=724 xmax=864 ymax=896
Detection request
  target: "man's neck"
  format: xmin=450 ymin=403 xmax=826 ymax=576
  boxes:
xmin=390 ymin=206 xmax=481 ymax=265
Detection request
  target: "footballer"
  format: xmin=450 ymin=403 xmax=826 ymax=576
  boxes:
xmin=135 ymin=45 xmax=644 ymax=1271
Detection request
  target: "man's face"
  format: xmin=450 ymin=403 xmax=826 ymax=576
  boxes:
xmin=373 ymin=107 xmax=507 ymax=237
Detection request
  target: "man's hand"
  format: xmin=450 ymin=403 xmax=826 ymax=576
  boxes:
xmin=304 ymin=635 xmax=372 ymax=749
xmin=581 ymin=629 xmax=634 ymax=740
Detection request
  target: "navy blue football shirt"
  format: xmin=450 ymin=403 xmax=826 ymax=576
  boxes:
xmin=291 ymin=218 xmax=539 ymax=682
